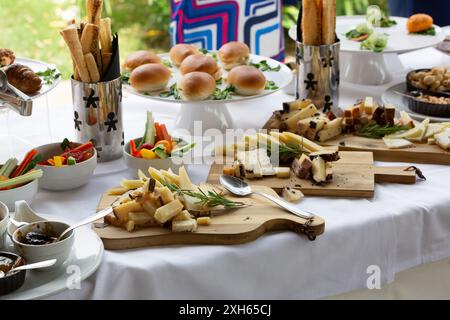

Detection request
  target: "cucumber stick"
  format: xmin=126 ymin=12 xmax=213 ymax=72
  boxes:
xmin=152 ymin=145 xmax=169 ymax=159
xmin=139 ymin=111 xmax=155 ymax=148
xmin=0 ymin=158 xmax=18 ymax=178
xmin=0 ymin=169 xmax=43 ymax=189
xmin=171 ymin=143 xmax=196 ymax=157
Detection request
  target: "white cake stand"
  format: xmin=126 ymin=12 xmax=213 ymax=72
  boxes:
xmin=289 ymin=16 xmax=445 ymax=85
xmin=125 ymin=53 xmax=292 ymax=135
xmin=0 ymin=58 xmax=61 ymax=160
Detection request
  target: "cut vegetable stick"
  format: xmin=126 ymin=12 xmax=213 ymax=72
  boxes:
xmin=99 ymin=18 xmax=112 ymax=54
xmin=87 ymin=0 xmax=103 ymax=26
xmin=11 ymin=149 xmax=38 ymax=178
xmin=84 ymin=53 xmax=100 ymax=83
xmin=60 ymin=26 xmax=91 ymax=83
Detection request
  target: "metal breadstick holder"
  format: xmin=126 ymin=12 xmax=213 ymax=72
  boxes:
xmin=71 ymin=34 xmax=123 ymax=162
xmin=295 ymin=39 xmax=340 ymax=113
xmin=0 ymin=69 xmax=35 ymax=116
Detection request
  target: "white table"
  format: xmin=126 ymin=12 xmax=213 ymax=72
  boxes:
xmin=3 ymin=47 xmax=450 ymax=300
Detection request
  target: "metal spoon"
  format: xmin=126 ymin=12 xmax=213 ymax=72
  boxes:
xmin=219 ymin=175 xmax=314 ymax=220
xmin=56 ymin=206 xmax=114 ymax=242
xmin=0 ymin=259 xmax=57 ymax=278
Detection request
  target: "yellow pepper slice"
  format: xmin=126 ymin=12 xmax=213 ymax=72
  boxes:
xmin=140 ymin=149 xmax=157 ymax=160
xmin=53 ymin=156 xmax=64 ymax=167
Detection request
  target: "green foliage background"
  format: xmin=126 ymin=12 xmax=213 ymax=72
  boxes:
xmin=0 ymin=0 xmax=387 ymax=78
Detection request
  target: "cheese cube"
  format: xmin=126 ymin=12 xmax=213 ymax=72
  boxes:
xmin=197 ymin=217 xmax=211 ymax=226
xmin=275 ymin=167 xmax=291 ymax=178
xmin=172 ymin=219 xmax=198 ymax=232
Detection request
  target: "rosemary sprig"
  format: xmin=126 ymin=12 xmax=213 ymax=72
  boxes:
xmin=36 ymin=68 xmax=61 ymax=85
xmin=265 ymin=80 xmax=279 ymax=90
xmin=268 ymin=143 xmax=306 ymax=162
xmin=159 ymin=83 xmax=181 ymax=100
xmin=162 ymin=180 xmax=246 ymax=209
xmin=249 ymin=60 xmax=281 ymax=72
xmin=356 ymin=122 xmax=410 ymax=139
xmin=212 ymin=85 xmax=235 ymax=100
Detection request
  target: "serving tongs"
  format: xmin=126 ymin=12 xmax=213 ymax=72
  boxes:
xmin=0 ymin=69 xmax=33 ymax=116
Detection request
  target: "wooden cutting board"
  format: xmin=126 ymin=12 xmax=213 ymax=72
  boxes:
xmin=207 ymin=151 xmax=418 ymax=198
xmin=94 ymin=186 xmax=325 ymax=250
xmin=323 ymin=134 xmax=450 ymax=165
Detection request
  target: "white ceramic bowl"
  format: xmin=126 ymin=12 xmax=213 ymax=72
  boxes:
xmin=123 ymin=140 xmax=187 ymax=178
xmin=12 ymin=220 xmax=74 ymax=271
xmin=0 ymin=202 xmax=9 ymax=249
xmin=35 ymin=143 xmax=97 ymax=191
xmin=0 ymin=179 xmax=38 ymax=212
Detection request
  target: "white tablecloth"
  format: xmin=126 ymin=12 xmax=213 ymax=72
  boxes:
xmin=3 ymin=48 xmax=450 ymax=299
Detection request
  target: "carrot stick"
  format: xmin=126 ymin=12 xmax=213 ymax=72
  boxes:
xmin=160 ymin=124 xmax=172 ymax=145
xmin=11 ymin=149 xmax=38 ymax=178
xmin=154 ymin=123 xmax=164 ymax=142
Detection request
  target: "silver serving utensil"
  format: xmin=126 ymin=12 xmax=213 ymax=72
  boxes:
xmin=219 ymin=175 xmax=314 ymax=220
xmin=0 ymin=69 xmax=33 ymax=116
xmin=55 ymin=206 xmax=114 ymax=242
xmin=0 ymin=259 xmax=57 ymax=278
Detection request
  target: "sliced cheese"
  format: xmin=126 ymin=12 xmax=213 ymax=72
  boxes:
xmin=285 ymin=104 xmax=318 ymax=130
xmin=311 ymin=157 xmax=326 ymax=183
xmin=160 ymin=170 xmax=180 ymax=186
xmin=154 ymin=199 xmax=184 ymax=223
xmin=128 ymin=211 xmax=156 ymax=226
xmin=386 ymin=118 xmax=429 ymax=140
xmin=424 ymin=123 xmax=445 ymax=139
xmin=155 ymin=186 xmax=175 ymax=204
xmin=173 ymin=210 xmax=192 ymax=221
xmin=281 ymin=132 xmax=325 ymax=152
xmin=382 ymin=138 xmax=414 ymax=149
xmin=148 ymin=167 xmax=165 ymax=183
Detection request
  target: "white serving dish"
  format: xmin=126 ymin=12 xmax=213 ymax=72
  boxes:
xmin=0 ymin=201 xmax=9 ymax=249
xmin=0 ymin=179 xmax=38 ymax=212
xmin=7 ymin=201 xmax=43 ymax=240
xmin=123 ymin=140 xmax=186 ymax=178
xmin=125 ymin=53 xmax=293 ymax=133
xmin=35 ymin=142 xmax=97 ymax=191
xmin=12 ymin=220 xmax=75 ymax=271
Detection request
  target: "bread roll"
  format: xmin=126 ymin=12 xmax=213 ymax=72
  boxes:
xmin=218 ymin=41 xmax=250 ymax=70
xmin=302 ymin=0 xmax=322 ymax=45
xmin=124 ymin=51 xmax=162 ymax=71
xmin=6 ymin=64 xmax=42 ymax=94
xmin=130 ymin=63 xmax=171 ymax=92
xmin=169 ymin=44 xmax=199 ymax=67
xmin=180 ymin=54 xmax=221 ymax=80
xmin=407 ymin=14 xmax=433 ymax=33
xmin=227 ymin=65 xmax=266 ymax=96
xmin=178 ymin=72 xmax=216 ymax=101
xmin=0 ymin=48 xmax=15 ymax=67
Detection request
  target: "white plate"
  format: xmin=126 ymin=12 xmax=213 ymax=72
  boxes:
xmin=1 ymin=215 xmax=103 ymax=300
xmin=335 ymin=16 xmax=445 ymax=54
xmin=125 ymin=53 xmax=292 ymax=104
xmin=3 ymin=57 xmax=61 ymax=100
xmin=382 ymin=82 xmax=450 ymax=123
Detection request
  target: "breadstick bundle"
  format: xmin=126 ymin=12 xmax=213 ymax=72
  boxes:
xmin=297 ymin=0 xmax=337 ymax=45
xmin=60 ymin=0 xmax=115 ymax=83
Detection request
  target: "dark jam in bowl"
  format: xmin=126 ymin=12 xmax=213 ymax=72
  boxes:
xmin=22 ymin=231 xmax=57 ymax=245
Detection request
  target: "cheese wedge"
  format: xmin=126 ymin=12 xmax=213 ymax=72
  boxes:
xmin=424 ymin=123 xmax=445 ymax=139
xmin=173 ymin=210 xmax=192 ymax=222
xmin=317 ymin=118 xmax=343 ymax=142
xmin=155 ymin=186 xmax=175 ymax=204
xmin=178 ymin=166 xmax=195 ymax=190
xmin=382 ymin=138 xmax=414 ymax=149
xmin=282 ymin=187 xmax=304 ymax=202
xmin=154 ymin=199 xmax=184 ymax=223
xmin=172 ymin=219 xmax=198 ymax=232
xmin=435 ymin=129 xmax=450 ymax=150
xmin=285 ymin=104 xmax=318 ymax=130
xmin=386 ymin=118 xmax=429 ymax=140
xmin=128 ymin=211 xmax=156 ymax=226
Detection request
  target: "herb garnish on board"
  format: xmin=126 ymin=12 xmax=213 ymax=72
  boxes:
xmin=249 ymin=60 xmax=281 ymax=72
xmin=36 ymin=68 xmax=61 ymax=85
xmin=356 ymin=122 xmax=410 ymax=139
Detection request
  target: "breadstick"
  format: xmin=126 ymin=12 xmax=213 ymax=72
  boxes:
xmin=60 ymin=26 xmax=91 ymax=83
xmin=81 ymin=23 xmax=103 ymax=72
xmin=87 ymin=0 xmax=103 ymax=26
xmin=101 ymin=52 xmax=112 ymax=74
xmin=80 ymin=23 xmax=98 ymax=54
xmin=99 ymin=18 xmax=112 ymax=54
xmin=302 ymin=0 xmax=322 ymax=45
xmin=322 ymin=0 xmax=336 ymax=45
xmin=85 ymin=53 xmax=100 ymax=83
xmin=73 ymin=64 xmax=81 ymax=81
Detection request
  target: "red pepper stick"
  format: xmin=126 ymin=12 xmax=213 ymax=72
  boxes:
xmin=60 ymin=142 xmax=94 ymax=158
xmin=130 ymin=140 xmax=138 ymax=157
xmin=11 ymin=149 xmax=38 ymax=178
xmin=160 ymin=124 xmax=172 ymax=149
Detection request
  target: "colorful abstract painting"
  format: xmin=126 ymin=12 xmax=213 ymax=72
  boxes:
xmin=170 ymin=0 xmax=285 ymax=61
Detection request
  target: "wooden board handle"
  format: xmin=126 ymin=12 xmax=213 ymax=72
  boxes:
xmin=374 ymin=166 xmax=418 ymax=184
